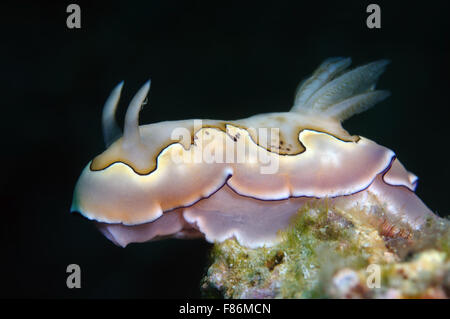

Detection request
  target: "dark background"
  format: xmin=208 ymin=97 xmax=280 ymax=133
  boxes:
xmin=1 ymin=0 xmax=449 ymax=298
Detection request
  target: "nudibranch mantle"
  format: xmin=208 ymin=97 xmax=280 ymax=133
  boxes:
xmin=71 ymin=57 xmax=437 ymax=248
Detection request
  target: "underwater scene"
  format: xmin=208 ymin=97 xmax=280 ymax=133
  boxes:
xmin=3 ymin=0 xmax=449 ymax=304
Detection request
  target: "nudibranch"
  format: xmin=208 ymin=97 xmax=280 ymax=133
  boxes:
xmin=71 ymin=57 xmax=437 ymax=248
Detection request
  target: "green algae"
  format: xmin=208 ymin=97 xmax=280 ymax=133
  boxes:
xmin=203 ymin=202 xmax=378 ymax=298
xmin=202 ymin=202 xmax=450 ymax=299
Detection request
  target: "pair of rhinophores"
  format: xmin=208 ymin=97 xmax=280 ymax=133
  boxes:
xmin=71 ymin=57 xmax=438 ymax=249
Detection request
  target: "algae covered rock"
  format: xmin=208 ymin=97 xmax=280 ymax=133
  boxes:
xmin=201 ymin=201 xmax=450 ymax=299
